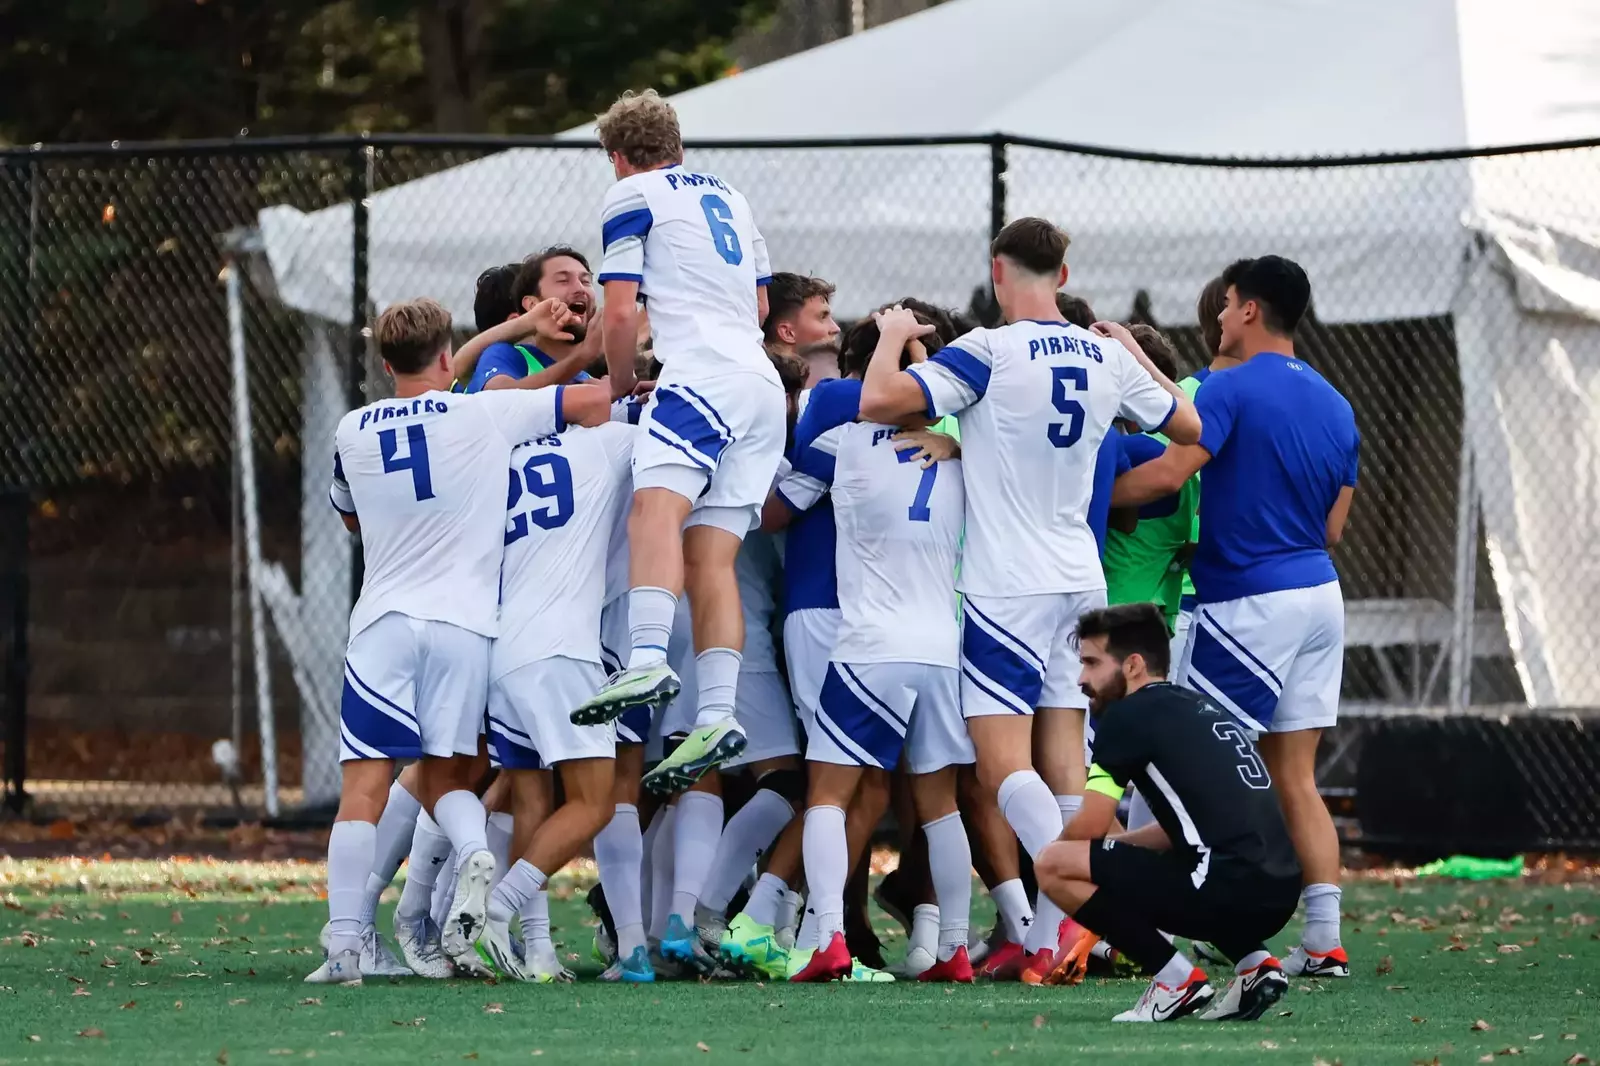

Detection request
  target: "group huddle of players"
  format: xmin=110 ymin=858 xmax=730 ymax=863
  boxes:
xmin=312 ymin=88 xmax=1362 ymax=1026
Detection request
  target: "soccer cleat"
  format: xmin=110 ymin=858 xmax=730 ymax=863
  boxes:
xmin=359 ymin=925 xmax=414 ymax=978
xmin=977 ymin=940 xmax=1026 ymax=980
xmin=394 ymin=912 xmax=454 ymax=979
xmin=440 ymin=849 xmax=497 ymax=960
xmin=844 ymin=956 xmax=896 ymax=983
xmin=641 ymin=721 xmax=748 ymax=796
xmin=696 ymin=905 xmax=729 ymax=954
xmin=472 ymin=917 xmax=527 ymax=981
xmin=659 ymin=914 xmax=713 ymax=973
xmin=304 ymin=949 xmax=363 ymax=986
xmin=1202 ymin=958 xmax=1289 ymax=1021
xmin=1112 ymin=969 xmax=1215 ymax=1023
xmin=571 ymin=662 xmax=680 ymax=726
xmin=720 ymin=913 xmax=789 ymax=979
xmin=967 ymin=924 xmax=1004 ymax=968
xmin=600 ymin=945 xmax=658 ymax=983
xmin=522 ymin=941 xmax=577 ymax=984
xmin=788 ymin=932 xmax=853 ymax=983
xmin=1191 ymin=939 xmax=1232 ymax=966
xmin=916 ymin=946 xmax=974 ymax=983
xmin=1282 ymin=945 xmax=1350 ymax=978
xmin=1018 ymin=947 xmax=1057 ymax=986
xmin=592 ymin=923 xmax=618 ymax=966
xmin=1041 ymin=926 xmax=1101 ymax=987
xmin=895 ymin=944 xmax=936 ymax=978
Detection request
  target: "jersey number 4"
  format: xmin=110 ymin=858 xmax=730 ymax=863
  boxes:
xmin=505 ymin=453 xmax=575 ymax=544
xmin=380 ymin=425 xmax=434 ymax=501
xmin=1048 ymin=366 xmax=1087 ymax=448
xmin=895 ymin=449 xmax=939 ymax=522
xmin=700 ymin=194 xmax=743 ymax=266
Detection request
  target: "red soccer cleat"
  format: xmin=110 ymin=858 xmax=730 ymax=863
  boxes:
xmin=788 ymin=932 xmax=852 ymax=983
xmin=1018 ymin=946 xmax=1057 ymax=985
xmin=977 ymin=940 xmax=1025 ymax=980
xmin=917 ymin=945 xmax=974 ymax=984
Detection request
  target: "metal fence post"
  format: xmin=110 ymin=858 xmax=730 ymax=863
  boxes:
xmin=348 ymin=140 xmax=371 ymax=610
xmin=989 ymin=135 xmax=1008 ymax=243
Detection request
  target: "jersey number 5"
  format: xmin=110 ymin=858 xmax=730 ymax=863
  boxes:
xmin=895 ymin=449 xmax=939 ymax=522
xmin=1048 ymin=366 xmax=1086 ymax=448
xmin=505 ymin=453 xmax=575 ymax=544
xmin=379 ymin=425 xmax=434 ymax=501
xmin=700 ymin=194 xmax=743 ymax=266
xmin=1212 ymin=720 xmax=1272 ymax=790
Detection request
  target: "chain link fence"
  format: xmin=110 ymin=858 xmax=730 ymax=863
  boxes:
xmin=1 ymin=135 xmax=1596 ymax=850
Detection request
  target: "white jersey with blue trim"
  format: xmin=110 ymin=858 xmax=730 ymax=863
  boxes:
xmin=907 ymin=321 xmax=1175 ymax=598
xmin=493 ymin=422 xmax=635 ymax=679
xmin=735 ymin=530 xmax=785 ymax=673
xmin=598 ymin=165 xmax=773 ymax=379
xmin=330 ymin=387 xmax=566 ymax=642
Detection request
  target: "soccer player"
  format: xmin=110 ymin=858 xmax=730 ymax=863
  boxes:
xmin=857 ymin=218 xmax=1200 ymax=981
xmin=312 ymin=298 xmax=610 ymax=984
xmin=763 ymin=272 xmax=841 ymax=386
xmin=475 ymin=415 xmax=639 ymax=982
xmin=785 ymin=315 xmax=975 ymax=984
xmin=1036 ymin=603 xmax=1301 ymax=1022
xmin=450 ymin=248 xmax=602 ymax=392
xmin=1111 ymin=256 xmax=1359 ymax=979
xmin=571 ymin=89 xmax=786 ymax=797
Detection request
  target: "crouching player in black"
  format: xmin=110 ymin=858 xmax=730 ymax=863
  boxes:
xmin=1035 ymin=603 xmax=1301 ymax=1023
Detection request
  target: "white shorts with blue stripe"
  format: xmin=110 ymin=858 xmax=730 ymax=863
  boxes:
xmin=632 ymin=357 xmax=787 ymax=539
xmin=487 ymin=655 xmax=614 ymax=770
xmin=809 ymin=661 xmax=973 ymax=774
xmin=340 ymin=611 xmax=489 ymax=762
xmin=1178 ymin=581 xmax=1344 ymax=734
xmin=782 ymin=606 xmax=841 ymax=739
xmin=959 ymin=591 xmax=1106 ymax=718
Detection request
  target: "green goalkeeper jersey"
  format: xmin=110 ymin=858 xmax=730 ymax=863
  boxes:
xmin=1174 ymin=373 xmax=1206 ymax=605
xmin=1103 ymin=431 xmax=1198 ymax=630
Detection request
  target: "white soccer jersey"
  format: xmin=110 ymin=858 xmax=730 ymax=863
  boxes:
xmin=828 ymin=423 xmax=964 ymax=667
xmin=736 ymin=530 xmax=784 ymax=673
xmin=598 ymin=166 xmax=773 ymax=377
xmin=330 ymin=387 xmax=566 ymax=642
xmin=907 ymin=322 xmax=1175 ymax=598
xmin=493 ymin=422 xmax=635 ymax=678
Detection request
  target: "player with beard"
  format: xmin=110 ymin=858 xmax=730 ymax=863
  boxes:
xmin=1034 ymin=603 xmax=1300 ymax=1022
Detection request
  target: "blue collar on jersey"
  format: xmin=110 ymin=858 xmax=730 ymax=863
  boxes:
xmin=1016 ymin=318 xmax=1073 ymax=326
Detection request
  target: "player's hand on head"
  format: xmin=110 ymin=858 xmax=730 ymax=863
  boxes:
xmin=873 ymin=305 xmax=937 ymax=343
xmin=892 ymin=428 xmax=959 ymax=468
xmin=1091 ymin=320 xmax=1139 ymax=350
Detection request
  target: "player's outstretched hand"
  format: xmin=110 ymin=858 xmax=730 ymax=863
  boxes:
xmin=892 ymin=428 xmax=960 ymax=468
xmin=1090 ymin=319 xmax=1140 ymax=351
xmin=873 ymin=305 xmax=937 ymax=343
xmin=526 ymin=297 xmax=582 ymax=342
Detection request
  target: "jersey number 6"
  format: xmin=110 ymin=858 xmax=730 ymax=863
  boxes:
xmin=1048 ymin=366 xmax=1086 ymax=448
xmin=700 ymin=194 xmax=743 ymax=266
xmin=505 ymin=453 xmax=575 ymax=545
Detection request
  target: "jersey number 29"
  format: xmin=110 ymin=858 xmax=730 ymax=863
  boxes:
xmin=505 ymin=453 xmax=575 ymax=544
xmin=700 ymin=194 xmax=743 ymax=266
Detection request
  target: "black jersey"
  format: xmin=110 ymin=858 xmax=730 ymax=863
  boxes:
xmin=1090 ymin=682 xmax=1301 ymax=884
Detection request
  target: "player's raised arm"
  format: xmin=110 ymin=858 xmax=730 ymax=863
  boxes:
xmin=857 ymin=306 xmax=943 ymax=423
xmin=1093 ymin=320 xmax=1201 ymax=446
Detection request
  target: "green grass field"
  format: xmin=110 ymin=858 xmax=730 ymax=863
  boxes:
xmin=1 ymin=858 xmax=1595 ymax=1065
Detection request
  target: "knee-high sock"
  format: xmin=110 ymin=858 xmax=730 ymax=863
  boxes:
xmin=990 ymin=878 xmax=1033 ymax=945
xmin=488 ymin=860 xmax=547 ymax=925
xmin=396 ymin=813 xmax=451 ymax=921
xmin=648 ymin=805 xmax=678 ymax=941
xmin=627 ymin=587 xmax=677 ymax=670
xmin=801 ymin=805 xmax=848 ymax=946
xmin=923 ymin=811 xmax=972 ymax=963
xmin=693 ymin=649 xmax=742 ymax=729
xmin=360 ymin=781 xmax=421 ymax=926
xmin=486 ymin=810 xmax=515 ymax=890
xmin=520 ymin=890 xmax=552 ymax=954
xmin=742 ymin=871 xmax=789 ymax=928
xmin=670 ymin=790 xmax=724 ymax=925
xmin=430 ymin=848 xmax=457 ymax=931
xmin=1301 ymin=883 xmax=1343 ymax=953
xmin=699 ymin=788 xmax=793 ymax=914
xmin=594 ymin=803 xmax=646 ymax=959
xmin=997 ymin=770 xmax=1066 ymax=953
xmin=326 ymin=820 xmax=377 ymax=953
xmin=432 ymin=789 xmax=489 ymax=860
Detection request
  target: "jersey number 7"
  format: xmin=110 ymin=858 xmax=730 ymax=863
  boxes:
xmin=895 ymin=449 xmax=939 ymax=522
xmin=380 ymin=425 xmax=435 ymax=501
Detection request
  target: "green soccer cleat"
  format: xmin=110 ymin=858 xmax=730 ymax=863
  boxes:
xmin=845 ymin=956 xmax=896 ymax=983
xmin=570 ymin=662 xmax=680 ymax=726
xmin=720 ymin=913 xmax=789 ymax=979
xmin=641 ymin=720 xmax=747 ymax=796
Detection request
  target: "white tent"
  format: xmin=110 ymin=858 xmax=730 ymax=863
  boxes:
xmin=248 ymin=0 xmax=1600 ymax=799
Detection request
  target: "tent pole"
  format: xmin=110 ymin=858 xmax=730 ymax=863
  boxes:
xmin=347 ymin=141 xmax=371 ymax=612
xmin=989 ymin=135 xmax=1008 ymax=243
xmin=1447 ymin=429 xmax=1478 ymax=711
xmin=228 ymin=258 xmax=280 ymax=817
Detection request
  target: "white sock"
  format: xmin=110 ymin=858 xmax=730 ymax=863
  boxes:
xmin=648 ymin=805 xmax=678 ymax=940
xmin=1156 ymin=950 xmax=1196 ymax=987
xmin=396 ymin=813 xmax=453 ymax=920
xmin=360 ymin=781 xmax=421 ymax=926
xmin=1055 ymin=794 xmax=1082 ymax=829
xmin=699 ymin=788 xmax=794 ymax=913
xmin=488 ymin=860 xmax=547 ymax=925
xmin=627 ymin=586 xmax=677 ymax=669
xmin=923 ymin=811 xmax=972 ymax=962
xmin=801 ymin=804 xmax=848 ymax=946
xmin=326 ymin=820 xmax=377 ymax=953
xmin=670 ymin=790 xmax=725 ymax=924
xmin=795 ymin=897 xmax=820 ymax=950
xmin=1236 ymin=948 xmax=1272 ymax=974
xmin=520 ymin=891 xmax=552 ymax=954
xmin=996 ymin=770 xmax=1063 ymax=858
xmin=594 ymin=804 xmax=646 ymax=959
xmin=742 ymin=872 xmax=788 ymax=927
xmin=486 ymin=811 xmax=515 ymax=890
xmin=1028 ymin=896 xmax=1067 ymax=954
xmin=779 ymin=889 xmax=803 ymax=938
xmin=692 ymin=648 xmax=742 ymax=729
xmin=1302 ymin=883 xmax=1342 ymax=953
xmin=430 ymin=848 xmax=457 ymax=931
xmin=639 ymin=806 xmax=664 ymax=925
xmin=432 ymin=789 xmax=489 ymax=860
xmin=991 ymin=878 xmax=1033 ymax=945
xmin=908 ymin=903 xmax=939 ymax=961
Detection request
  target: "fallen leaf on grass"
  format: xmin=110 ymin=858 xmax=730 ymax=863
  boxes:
xmin=228 ymin=998 xmax=248 ymax=1006
xmin=121 ymin=1001 xmax=136 ymax=1010
xmin=171 ymin=910 xmax=184 ymax=925
xmin=1494 ymin=1049 xmax=1523 ymax=1056
xmin=391 ymin=1018 xmax=425 ymax=1028
xmin=483 ymin=1004 xmax=504 ymax=1015
xmin=68 ymin=975 xmax=86 ymax=985
xmin=697 ymin=1043 xmax=711 ymax=1053
xmin=463 ymin=1055 xmax=479 ymax=1062
xmin=1474 ymin=1020 xmax=1495 ymax=1032
xmin=1498 ymin=944 xmax=1522 ymax=954
xmin=298 ymin=998 xmax=321 ymax=1006
xmin=1032 ymin=1015 xmax=1045 ymax=1030
xmin=328 ymin=1032 xmax=344 ymax=1038
xmin=267 ymin=1050 xmax=293 ymax=1057
xmin=1562 ymin=1034 xmax=1578 ymax=1040
xmin=1260 ymin=1040 xmax=1279 ymax=1049
xmin=1387 ymin=985 xmax=1409 ymax=991
xmin=1377 ymin=955 xmax=1394 ymax=975
xmin=217 ymin=1050 xmax=229 ymax=1065
xmin=1313 ymin=1058 xmax=1343 ymax=1066
xmin=1564 ymin=1055 xmax=1590 ymax=1065
xmin=72 ymin=987 xmax=91 ymax=997
xmin=1412 ymin=1017 xmax=1426 ymax=1024
xmin=174 ymin=1001 xmax=183 ymax=1010
xmin=100 ymin=957 xmax=117 ymax=969
xmin=77 ymin=1029 xmax=105 ymax=1039
xmin=28 ymin=1035 xmax=41 ymax=1043
xmin=532 ymin=1052 xmax=543 ymax=1057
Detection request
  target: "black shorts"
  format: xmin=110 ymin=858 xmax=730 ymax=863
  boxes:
xmin=1089 ymin=838 xmax=1300 ymax=956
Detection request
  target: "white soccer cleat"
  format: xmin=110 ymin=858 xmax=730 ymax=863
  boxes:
xmin=522 ymin=941 xmax=577 ymax=984
xmin=394 ymin=912 xmax=454 ymax=979
xmin=894 ymin=944 xmax=936 ymax=978
xmin=1282 ymin=944 xmax=1350 ymax=978
xmin=304 ymin=949 xmax=363 ymax=986
xmin=472 ymin=917 xmax=528 ymax=981
xmin=359 ymin=925 xmax=414 ymax=978
xmin=1112 ymin=969 xmax=1215 ymax=1022
xmin=1201 ymin=958 xmax=1289 ymax=1021
xmin=440 ymin=849 xmax=496 ymax=960
xmin=695 ymin=906 xmax=728 ymax=954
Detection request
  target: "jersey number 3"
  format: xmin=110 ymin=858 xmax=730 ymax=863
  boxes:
xmin=1212 ymin=720 xmax=1272 ymax=790
xmin=700 ymin=194 xmax=743 ymax=266
xmin=380 ymin=425 xmax=434 ymax=501
xmin=1048 ymin=366 xmax=1087 ymax=448
xmin=505 ymin=453 xmax=575 ymax=544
